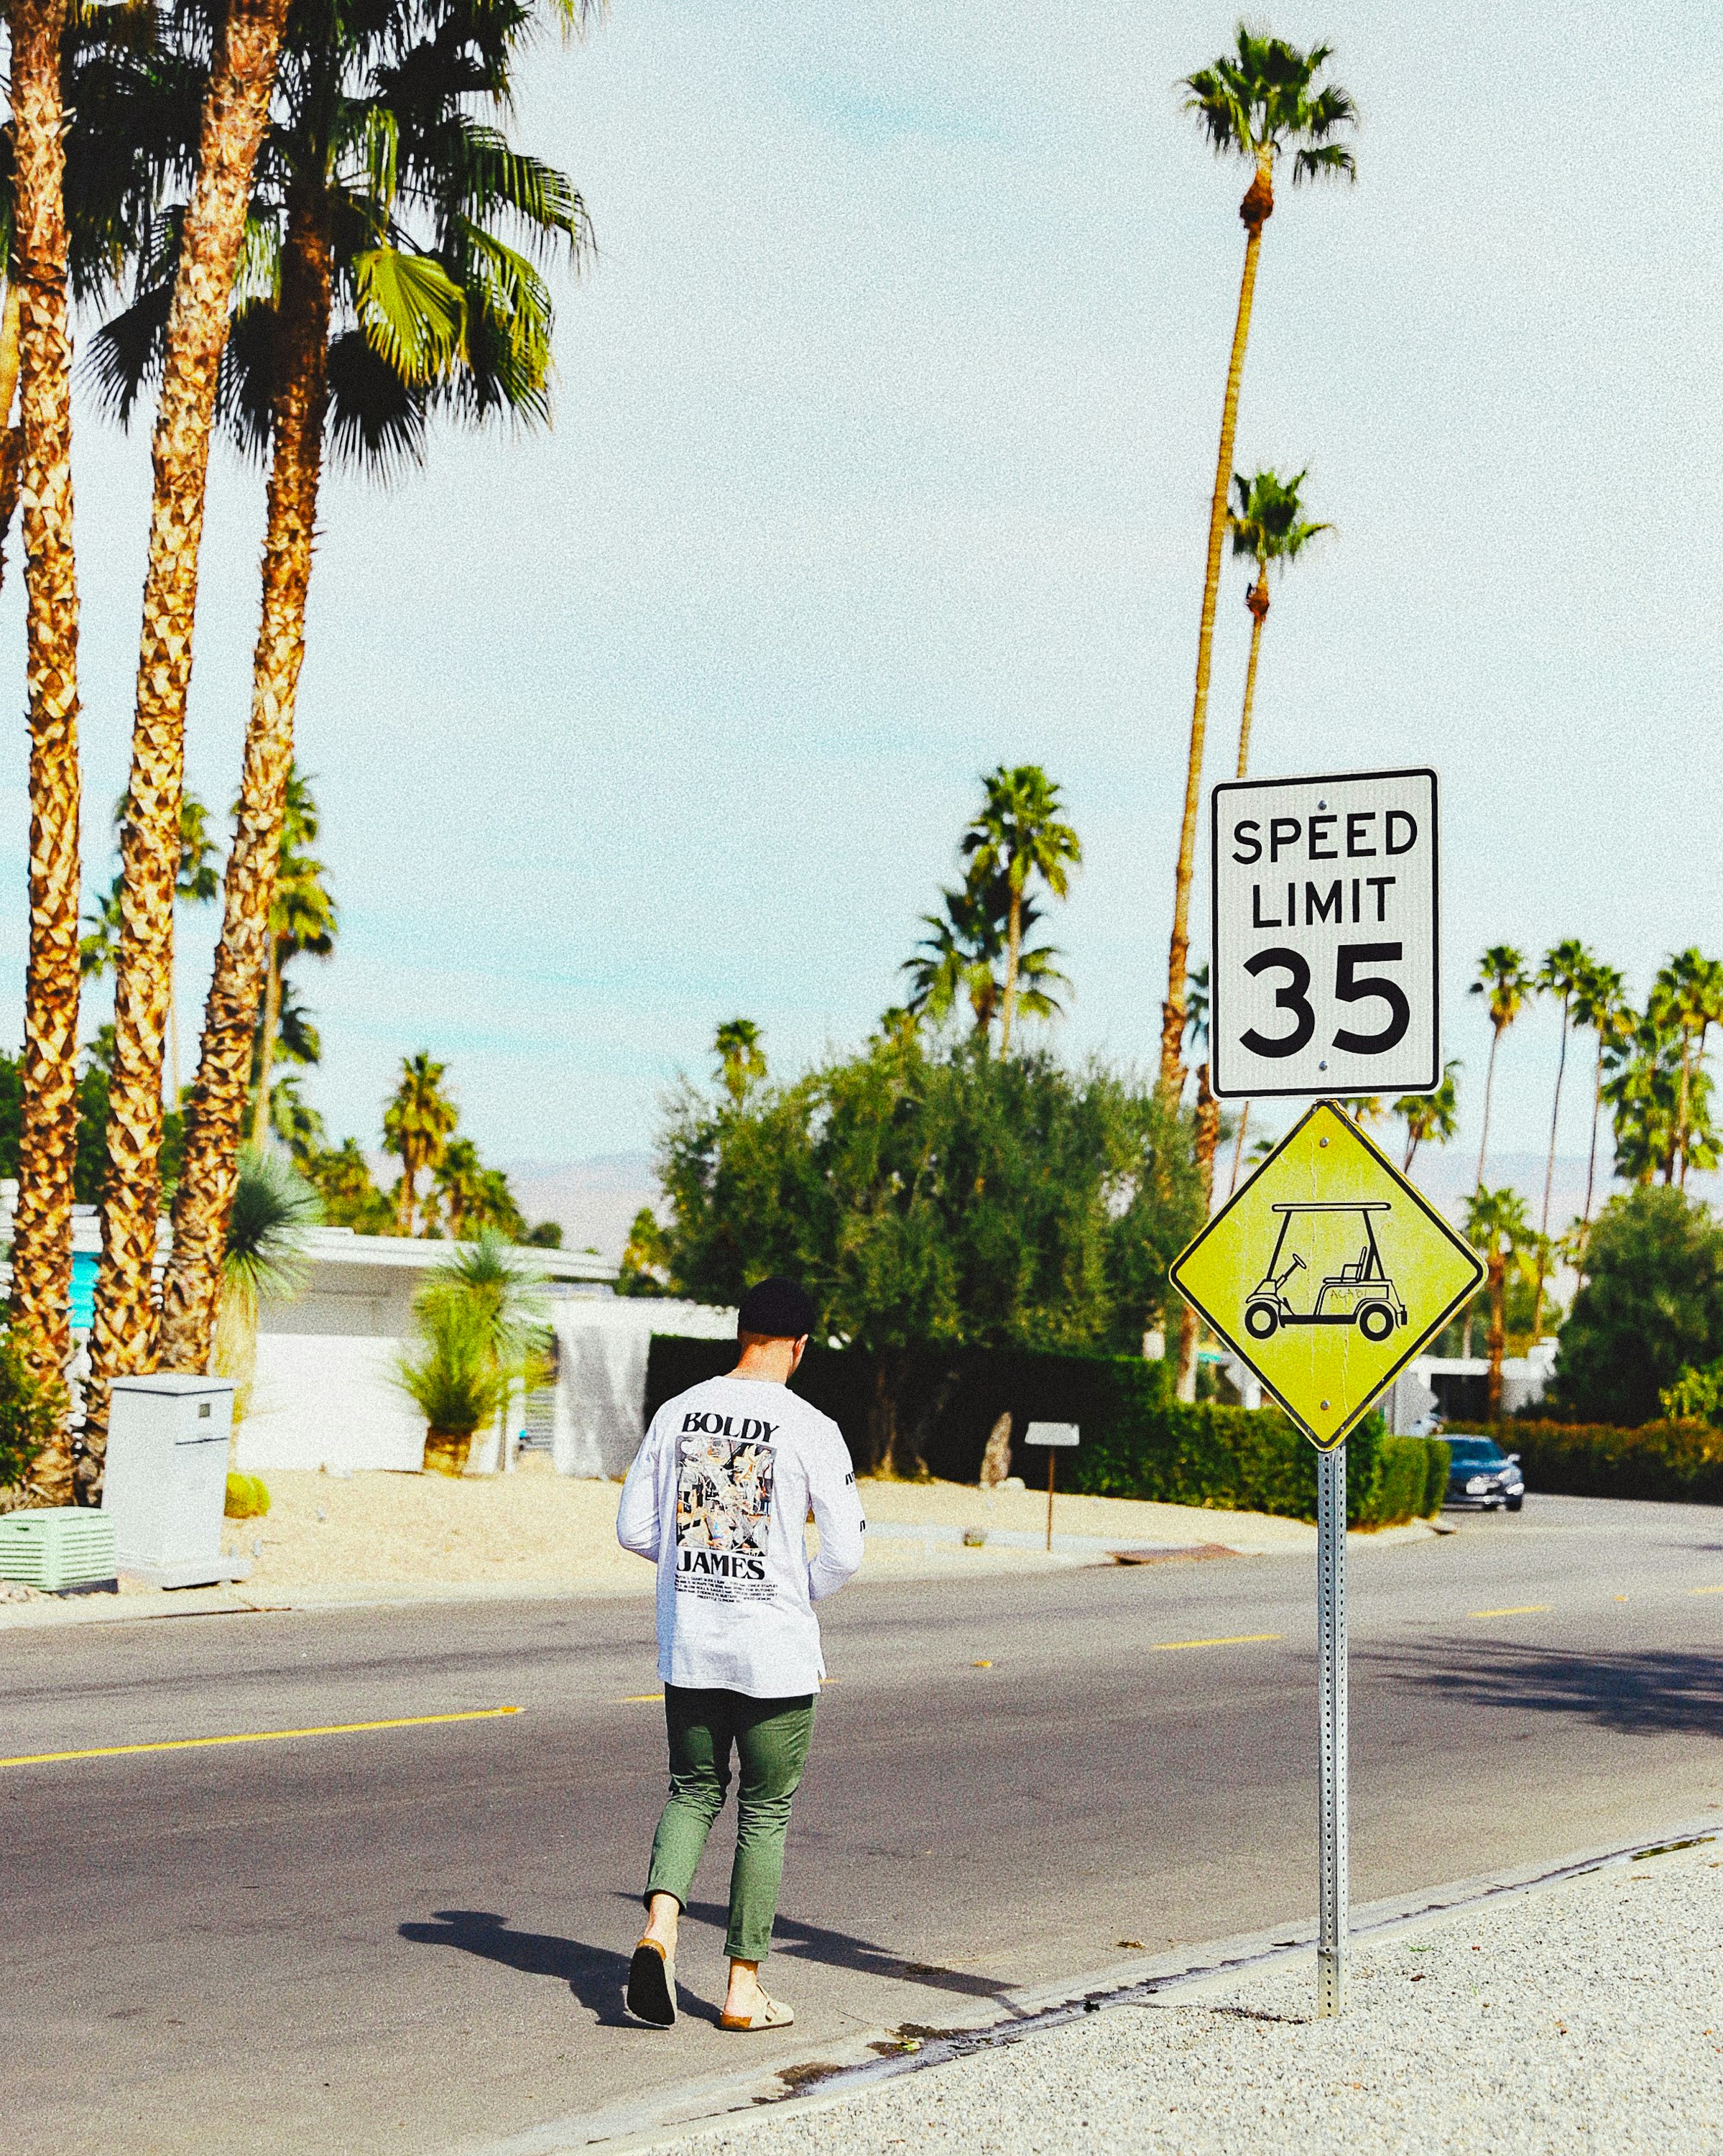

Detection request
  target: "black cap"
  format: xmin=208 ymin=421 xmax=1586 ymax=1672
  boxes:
xmin=736 ymin=1276 xmax=816 ymax=1341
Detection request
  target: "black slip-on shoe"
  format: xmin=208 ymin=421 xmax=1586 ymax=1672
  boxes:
xmin=626 ymin=1938 xmax=677 ymax=2027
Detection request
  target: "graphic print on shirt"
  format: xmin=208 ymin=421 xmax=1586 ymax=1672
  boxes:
xmin=675 ymin=1414 xmax=777 ymax=1603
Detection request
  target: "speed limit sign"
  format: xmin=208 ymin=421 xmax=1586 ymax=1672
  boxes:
xmin=1209 ymin=768 xmax=1439 ymax=1101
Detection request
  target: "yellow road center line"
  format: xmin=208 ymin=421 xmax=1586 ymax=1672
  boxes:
xmin=618 ymin=1694 xmax=665 ymax=1704
xmin=1468 ymin=1606 xmax=1551 ymax=1619
xmin=1150 ymin=1633 xmax=1281 ymax=1653
xmin=1691 ymin=1586 xmax=1723 ymax=1596
xmin=0 ymin=1706 xmax=521 ymax=1770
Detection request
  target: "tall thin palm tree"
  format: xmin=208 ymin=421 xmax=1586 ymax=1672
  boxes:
xmin=1463 ymin=1185 xmax=1535 ymax=1418
xmin=902 ymin=874 xmax=1067 ymax=1045
xmin=1160 ymin=27 xmax=1356 ymax=1100
xmin=960 ymin=765 xmax=1081 ymax=1054
xmin=151 ymin=0 xmax=591 ymax=1370
xmin=713 ymin=1019 xmax=766 ymax=1106
xmin=1217 ymin=466 xmax=1329 ymax=1189
xmin=1395 ymin=1061 xmax=1459 ymax=1174
xmin=1570 ymin=960 xmax=1628 ymax=1236
xmin=6 ymin=0 xmax=86 ymax=1482
xmin=1226 ymin=465 xmax=1331 ymax=779
xmin=247 ymin=773 xmax=336 ymax=1146
xmin=383 ymin=1051 xmax=459 ymax=1235
xmin=1469 ymin=945 xmax=1532 ymax=1192
xmin=88 ymin=0 xmax=297 ymax=1460
xmin=1648 ymin=948 xmax=1723 ymax=1188
xmin=1530 ymin=937 xmax=1592 ymax=1336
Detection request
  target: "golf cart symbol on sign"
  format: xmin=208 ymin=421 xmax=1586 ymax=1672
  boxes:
xmin=1244 ymin=1202 xmax=1408 ymax=1345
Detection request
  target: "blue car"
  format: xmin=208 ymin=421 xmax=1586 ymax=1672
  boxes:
xmin=1442 ymin=1433 xmax=1525 ymax=1511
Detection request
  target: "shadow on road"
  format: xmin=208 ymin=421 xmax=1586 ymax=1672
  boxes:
xmin=1365 ymin=1639 xmax=1723 ymax=1736
xmin=684 ymin=1899 xmax=1023 ymax=2010
xmin=397 ymin=1910 xmax=718 ymax=2027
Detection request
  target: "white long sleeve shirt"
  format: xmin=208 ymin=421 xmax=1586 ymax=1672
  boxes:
xmin=616 ymin=1374 xmax=866 ymax=1699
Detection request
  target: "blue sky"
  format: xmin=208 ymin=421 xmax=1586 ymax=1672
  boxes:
xmin=1 ymin=0 xmax=1717 ymax=1176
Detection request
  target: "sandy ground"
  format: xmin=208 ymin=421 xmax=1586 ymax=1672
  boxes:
xmin=211 ymin=1462 xmax=1322 ymax=1597
xmin=0 ymin=1462 xmax=1384 ymax=1628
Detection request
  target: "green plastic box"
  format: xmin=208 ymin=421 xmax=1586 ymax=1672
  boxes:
xmin=0 ymin=1507 xmax=117 ymax=1591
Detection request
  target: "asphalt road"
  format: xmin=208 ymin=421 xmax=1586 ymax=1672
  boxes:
xmin=6 ymin=1493 xmax=1723 ymax=2156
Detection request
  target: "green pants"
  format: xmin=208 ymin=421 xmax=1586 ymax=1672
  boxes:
xmin=645 ymin=1685 xmax=816 ymax=1965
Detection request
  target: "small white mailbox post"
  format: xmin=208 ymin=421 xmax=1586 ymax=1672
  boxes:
xmin=103 ymin=1376 xmax=251 ymax=1589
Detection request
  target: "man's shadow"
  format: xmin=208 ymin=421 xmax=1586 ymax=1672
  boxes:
xmin=397 ymin=1910 xmax=719 ymax=2027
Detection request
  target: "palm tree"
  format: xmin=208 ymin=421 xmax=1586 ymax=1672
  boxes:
xmin=211 ymin=1143 xmax=321 ymax=1419
xmin=433 ymin=1138 xmax=487 ymax=1242
xmin=247 ymin=773 xmax=336 ymax=1146
xmin=1648 ymin=949 xmax=1723 ymax=1187
xmin=1463 ymin=1185 xmax=1535 ymax=1417
xmin=1226 ymin=465 xmax=1331 ymax=778
xmin=79 ymin=791 xmax=221 ymax=1100
xmin=151 ymin=0 xmax=591 ymax=1371
xmin=383 ymin=1052 xmax=458 ymax=1234
xmin=1469 ymin=946 xmax=1532 ymax=1191
xmin=902 ymin=874 xmax=1068 ymax=1044
xmin=6 ymin=0 xmax=87 ymax=1476
xmin=713 ymin=1020 xmax=767 ymax=1106
xmin=1160 ymin=27 xmax=1356 ymax=1099
xmin=960 ymin=765 xmax=1081 ymax=1053
xmin=1530 ymin=938 xmax=1592 ymax=1335
xmin=1570 ymin=961 xmax=1629 ymax=1233
xmin=415 ymin=1227 xmax=550 ymax=1472
xmin=1395 ymin=1061 xmax=1459 ymax=1174
xmin=88 ymin=0 xmax=299 ymax=1453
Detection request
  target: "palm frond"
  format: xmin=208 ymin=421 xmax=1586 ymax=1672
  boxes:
xmin=354 ymin=244 xmax=468 ymax=384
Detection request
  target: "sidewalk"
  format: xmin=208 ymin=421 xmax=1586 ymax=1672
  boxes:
xmin=0 ymin=1467 xmax=1436 ymax=1631
xmin=642 ymin=1830 xmax=1723 ymax=2156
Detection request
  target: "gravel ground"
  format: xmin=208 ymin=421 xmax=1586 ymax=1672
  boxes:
xmin=655 ymin=1838 xmax=1723 ymax=2156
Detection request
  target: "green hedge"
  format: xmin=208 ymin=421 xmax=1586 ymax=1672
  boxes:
xmin=646 ymin=1336 xmax=1446 ymax=1529
xmin=1485 ymin=1419 xmax=1723 ymax=1504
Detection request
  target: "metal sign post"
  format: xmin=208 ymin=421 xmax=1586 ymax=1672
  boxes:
xmin=1170 ymin=763 xmax=1477 ymax=2022
xmin=1316 ymin=1442 xmax=1348 ymax=2017
xmin=1024 ymin=1423 xmax=1079 ymax=1554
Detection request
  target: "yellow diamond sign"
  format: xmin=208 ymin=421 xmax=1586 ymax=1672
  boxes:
xmin=1171 ymin=1100 xmax=1486 ymax=1450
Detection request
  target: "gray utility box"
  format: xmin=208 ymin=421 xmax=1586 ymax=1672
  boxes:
xmin=103 ymin=1376 xmax=251 ymax=1590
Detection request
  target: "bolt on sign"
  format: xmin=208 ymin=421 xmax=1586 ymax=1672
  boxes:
xmin=1170 ymin=1101 xmax=1484 ymax=1451
xmin=1210 ymin=768 xmax=1438 ymax=1101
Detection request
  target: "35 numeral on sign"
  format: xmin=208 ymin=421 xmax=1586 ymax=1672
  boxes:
xmin=1210 ymin=770 xmax=1438 ymax=1101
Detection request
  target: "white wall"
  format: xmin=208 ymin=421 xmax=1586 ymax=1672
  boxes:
xmin=237 ymin=1334 xmax=426 ymax=1473
xmin=236 ymin=1295 xmax=736 ymax=1477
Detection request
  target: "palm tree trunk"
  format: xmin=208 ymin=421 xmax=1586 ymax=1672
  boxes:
xmin=1531 ymin=1001 xmax=1569 ymax=1338
xmin=7 ymin=0 xmax=84 ymax=1500
xmin=1675 ymin=1037 xmax=1693 ymax=1189
xmin=397 ymin=1151 xmax=418 ymax=1236
xmin=1160 ymin=149 xmax=1272 ymax=1102
xmin=165 ymin=192 xmax=336 ymax=1381
xmin=1236 ymin=571 xmax=1269 ymax=780
xmin=1581 ymin=1041 xmax=1604 ymax=1239
xmin=1475 ymin=1026 xmax=1500 ymax=1192
xmin=250 ymin=946 xmax=283 ymax=1148
xmin=0 ymin=282 xmax=25 ymax=583
xmin=1000 ymin=886 xmax=1022 ymax=1052
xmin=87 ymin=0 xmax=292 ymax=1459
xmin=1485 ymin=1256 xmax=1506 ymax=1418
xmin=1227 ymin=1100 xmax=1251 ymax=1195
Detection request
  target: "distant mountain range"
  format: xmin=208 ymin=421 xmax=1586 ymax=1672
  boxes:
xmin=502 ymin=1146 xmax=1719 ymax=1267
xmin=503 ymin=1153 xmax=657 ymax=1262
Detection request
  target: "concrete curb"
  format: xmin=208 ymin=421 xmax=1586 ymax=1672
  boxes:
xmin=452 ymin=1811 xmax=1721 ymax=2156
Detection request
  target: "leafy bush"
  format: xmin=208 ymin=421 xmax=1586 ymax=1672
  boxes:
xmin=644 ymin=1335 xmax=1444 ymax=1527
xmin=223 ymin=1472 xmax=270 ymax=1519
xmin=0 ymin=1330 xmax=67 ymax=1496
xmin=1549 ymin=1188 xmax=1723 ymax=1425
xmin=1482 ymin=1419 xmax=1723 ymax=1505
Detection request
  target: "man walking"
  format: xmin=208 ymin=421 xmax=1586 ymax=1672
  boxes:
xmin=616 ymin=1277 xmax=865 ymax=2031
